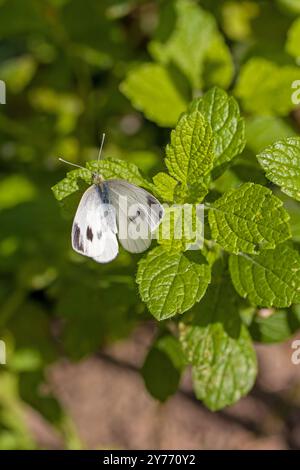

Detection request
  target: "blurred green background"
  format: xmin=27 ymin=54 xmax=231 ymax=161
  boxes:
xmin=1 ymin=0 xmax=300 ymax=449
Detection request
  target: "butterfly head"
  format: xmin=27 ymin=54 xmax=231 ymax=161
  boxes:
xmin=92 ymin=172 xmax=105 ymax=185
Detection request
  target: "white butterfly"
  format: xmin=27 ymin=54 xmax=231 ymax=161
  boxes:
xmin=59 ymin=135 xmax=164 ymax=263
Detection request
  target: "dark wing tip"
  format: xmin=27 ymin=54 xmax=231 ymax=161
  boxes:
xmin=73 ymin=223 xmax=84 ymax=252
xmin=146 ymin=194 xmax=158 ymax=206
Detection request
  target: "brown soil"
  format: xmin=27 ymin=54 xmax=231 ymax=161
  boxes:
xmin=25 ymin=325 xmax=300 ymax=449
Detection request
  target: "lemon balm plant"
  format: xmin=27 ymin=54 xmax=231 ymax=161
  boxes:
xmin=53 ymin=85 xmax=300 ymax=410
xmin=2 ymin=0 xmax=300 ymax=444
xmin=50 ymin=0 xmax=300 ymax=412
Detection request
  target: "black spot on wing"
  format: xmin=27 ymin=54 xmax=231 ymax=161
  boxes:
xmin=86 ymin=226 xmax=93 ymax=241
xmin=128 ymin=209 xmax=141 ymax=224
xmin=73 ymin=223 xmax=84 ymax=252
xmin=159 ymin=209 xmax=163 ymax=219
xmin=97 ymin=230 xmax=102 ymax=240
xmin=146 ymin=194 xmax=157 ymax=206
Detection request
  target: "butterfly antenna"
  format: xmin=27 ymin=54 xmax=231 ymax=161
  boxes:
xmin=58 ymin=158 xmax=87 ymax=171
xmin=96 ymin=133 xmax=106 ymax=176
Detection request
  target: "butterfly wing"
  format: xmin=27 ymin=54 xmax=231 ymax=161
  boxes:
xmin=71 ymin=184 xmax=118 ymax=263
xmin=107 ymin=180 xmax=164 ymax=253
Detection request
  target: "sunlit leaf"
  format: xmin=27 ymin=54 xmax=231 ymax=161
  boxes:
xmin=189 ymin=88 xmax=245 ymax=177
xmin=229 ymin=243 xmax=300 ymax=307
xmin=208 ymin=183 xmax=291 ymax=254
xmin=120 ymin=63 xmax=187 ymax=127
xmin=137 ymin=247 xmax=211 ymax=320
xmin=165 ymin=110 xmax=214 ymax=201
xmin=235 ymin=58 xmax=300 ymax=116
xmin=257 ymin=137 xmax=300 ymax=201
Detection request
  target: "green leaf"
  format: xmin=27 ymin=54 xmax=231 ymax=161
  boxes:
xmin=249 ymin=308 xmax=300 ymax=344
xmin=152 ymin=172 xmax=177 ymax=202
xmin=208 ymin=183 xmax=291 ymax=254
xmin=157 ymin=205 xmax=203 ymax=252
xmin=179 ymin=260 xmax=257 ymax=410
xmin=286 ymin=17 xmax=300 ymax=59
xmin=137 ymin=247 xmax=211 ymax=320
xmin=120 ymin=63 xmax=187 ymax=127
xmin=149 ymin=0 xmax=215 ymax=89
xmin=229 ymin=243 xmax=300 ymax=307
xmin=141 ymin=334 xmax=185 ymax=402
xmin=52 ymin=157 xmax=151 ymax=201
xmin=51 ymin=171 xmax=89 ymax=202
xmin=235 ymin=57 xmax=300 ymax=116
xmin=189 ymin=87 xmax=245 ymax=177
xmin=222 ymin=1 xmax=259 ymax=41
xmin=165 ymin=110 xmax=214 ymax=201
xmin=182 ymin=323 xmax=256 ymax=411
xmin=257 ymin=137 xmax=300 ymax=201
xmin=86 ymin=159 xmax=152 ymax=188
xmin=149 ymin=0 xmax=233 ymax=90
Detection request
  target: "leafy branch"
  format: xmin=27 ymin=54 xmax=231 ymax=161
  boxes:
xmin=53 ymin=83 xmax=300 ymax=410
